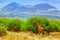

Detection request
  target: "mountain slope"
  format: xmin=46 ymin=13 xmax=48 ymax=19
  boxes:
xmin=34 ymin=3 xmax=56 ymax=10
xmin=1 ymin=2 xmax=57 ymax=12
xmin=1 ymin=2 xmax=60 ymax=19
xmin=1 ymin=2 xmax=20 ymax=12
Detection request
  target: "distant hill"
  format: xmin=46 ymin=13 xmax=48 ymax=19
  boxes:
xmin=1 ymin=2 xmax=35 ymax=12
xmin=1 ymin=2 xmax=20 ymax=12
xmin=0 ymin=2 xmax=60 ymax=19
xmin=34 ymin=3 xmax=56 ymax=10
xmin=1 ymin=2 xmax=56 ymax=12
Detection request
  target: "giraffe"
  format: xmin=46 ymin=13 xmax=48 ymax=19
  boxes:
xmin=33 ymin=20 xmax=44 ymax=35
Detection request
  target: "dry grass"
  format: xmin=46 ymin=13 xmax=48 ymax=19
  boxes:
xmin=0 ymin=31 xmax=60 ymax=40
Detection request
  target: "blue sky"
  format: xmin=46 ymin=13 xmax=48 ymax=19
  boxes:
xmin=0 ymin=0 xmax=60 ymax=10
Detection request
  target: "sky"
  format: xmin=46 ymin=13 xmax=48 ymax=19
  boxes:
xmin=0 ymin=0 xmax=60 ymax=10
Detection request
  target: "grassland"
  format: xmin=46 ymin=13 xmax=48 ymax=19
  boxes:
xmin=0 ymin=17 xmax=60 ymax=40
xmin=0 ymin=31 xmax=60 ymax=40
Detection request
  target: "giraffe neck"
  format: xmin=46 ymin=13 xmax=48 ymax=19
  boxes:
xmin=34 ymin=21 xmax=41 ymax=28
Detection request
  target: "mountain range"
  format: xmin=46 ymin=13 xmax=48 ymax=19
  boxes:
xmin=0 ymin=2 xmax=60 ymax=19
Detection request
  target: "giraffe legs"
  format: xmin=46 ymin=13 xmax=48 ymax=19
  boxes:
xmin=38 ymin=31 xmax=45 ymax=38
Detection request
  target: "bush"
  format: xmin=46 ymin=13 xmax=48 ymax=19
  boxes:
xmin=39 ymin=17 xmax=50 ymax=32
xmin=21 ymin=17 xmax=41 ymax=33
xmin=8 ymin=18 xmax=23 ymax=31
xmin=48 ymin=19 xmax=60 ymax=32
xmin=0 ymin=23 xmax=7 ymax=36
xmin=0 ymin=18 xmax=9 ymax=28
xmin=0 ymin=18 xmax=9 ymax=36
xmin=21 ymin=17 xmax=51 ymax=33
xmin=0 ymin=17 xmax=60 ymax=34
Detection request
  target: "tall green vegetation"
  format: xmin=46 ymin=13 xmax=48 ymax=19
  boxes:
xmin=23 ymin=17 xmax=38 ymax=33
xmin=49 ymin=19 xmax=60 ymax=32
xmin=0 ymin=17 xmax=60 ymax=36
xmin=8 ymin=18 xmax=23 ymax=31
xmin=0 ymin=18 xmax=9 ymax=36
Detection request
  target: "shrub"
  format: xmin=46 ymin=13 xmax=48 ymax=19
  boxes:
xmin=0 ymin=18 xmax=9 ymax=36
xmin=0 ymin=17 xmax=60 ymax=34
xmin=0 ymin=25 xmax=7 ymax=36
xmin=22 ymin=17 xmax=50 ymax=33
xmin=22 ymin=17 xmax=41 ymax=33
xmin=8 ymin=18 xmax=23 ymax=31
xmin=48 ymin=19 xmax=60 ymax=32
